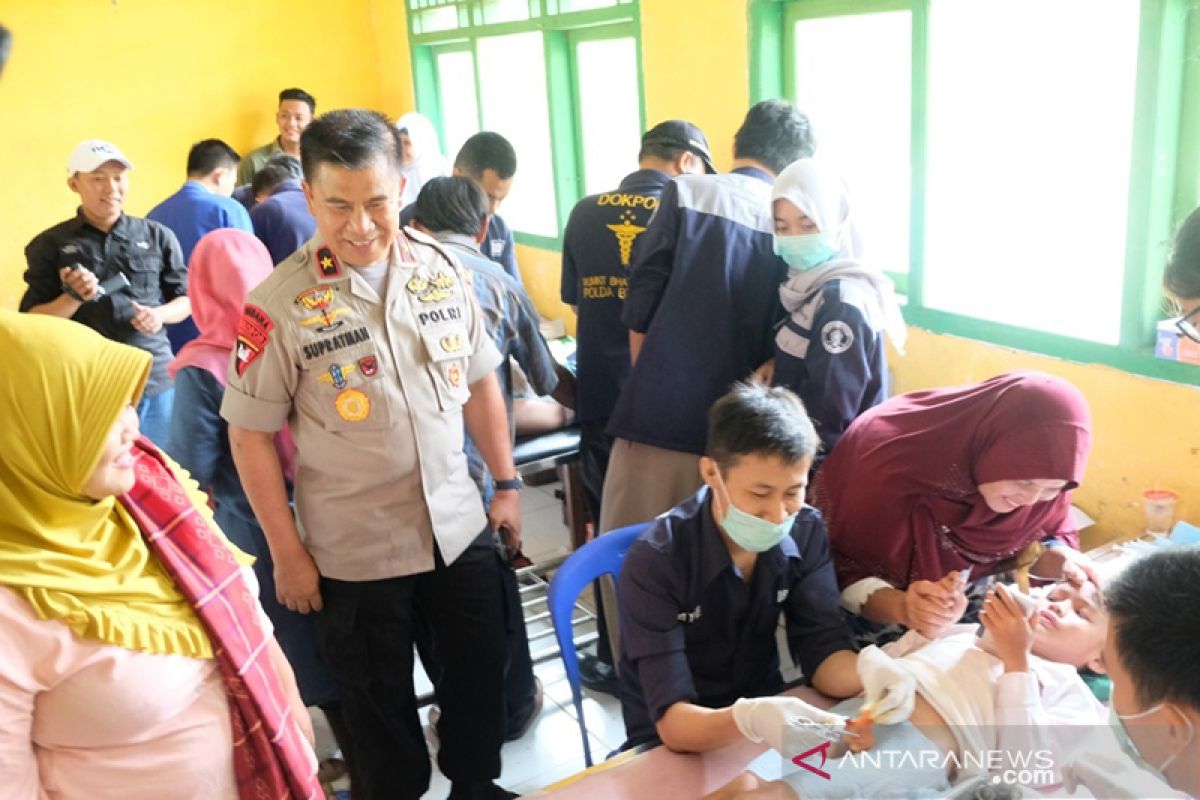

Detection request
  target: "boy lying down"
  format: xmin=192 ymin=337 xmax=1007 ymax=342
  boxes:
xmin=702 ymin=580 xmax=1181 ymax=799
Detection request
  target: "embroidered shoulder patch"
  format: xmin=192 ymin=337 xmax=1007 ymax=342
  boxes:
xmin=821 ymin=320 xmax=854 ymax=355
xmin=235 ymin=303 xmax=274 ymax=377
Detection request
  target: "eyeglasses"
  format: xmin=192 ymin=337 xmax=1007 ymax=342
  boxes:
xmin=1176 ymin=304 xmax=1200 ymax=344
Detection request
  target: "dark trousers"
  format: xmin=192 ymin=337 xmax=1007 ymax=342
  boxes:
xmin=580 ymin=419 xmax=615 ymax=664
xmin=413 ymin=548 xmax=537 ymax=738
xmin=316 ymin=531 xmax=508 ymax=800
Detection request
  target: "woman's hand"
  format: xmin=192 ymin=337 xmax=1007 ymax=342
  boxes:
xmin=1031 ymin=545 xmax=1101 ymax=588
xmin=979 ymin=583 xmax=1039 ymax=672
xmin=904 ymin=571 xmax=968 ymax=638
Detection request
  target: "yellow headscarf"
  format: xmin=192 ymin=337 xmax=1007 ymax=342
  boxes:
xmin=0 ymin=311 xmax=216 ymax=658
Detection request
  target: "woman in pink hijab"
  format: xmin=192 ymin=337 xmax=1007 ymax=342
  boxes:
xmin=812 ymin=371 xmax=1096 ymax=644
xmin=168 ymin=229 xmax=356 ymax=789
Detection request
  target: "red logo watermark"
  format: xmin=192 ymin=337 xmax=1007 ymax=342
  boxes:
xmin=791 ymin=740 xmax=833 ymax=780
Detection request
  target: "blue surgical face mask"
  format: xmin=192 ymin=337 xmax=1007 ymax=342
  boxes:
xmin=712 ymin=470 xmax=797 ymax=553
xmin=773 ymin=233 xmax=836 ymax=271
xmin=1108 ymin=701 xmax=1193 ymax=783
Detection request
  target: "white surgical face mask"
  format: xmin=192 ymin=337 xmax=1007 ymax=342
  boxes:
xmin=712 ymin=470 xmax=796 ymax=553
xmin=773 ymin=232 xmax=836 ymax=271
xmin=1109 ymin=699 xmax=1194 ymax=784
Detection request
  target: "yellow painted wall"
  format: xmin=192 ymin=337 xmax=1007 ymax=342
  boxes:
xmin=6 ymin=0 xmax=1197 ymax=546
xmin=0 ymin=0 xmax=413 ymax=310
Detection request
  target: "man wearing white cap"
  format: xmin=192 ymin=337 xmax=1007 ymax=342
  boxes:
xmin=20 ymin=139 xmax=190 ymax=451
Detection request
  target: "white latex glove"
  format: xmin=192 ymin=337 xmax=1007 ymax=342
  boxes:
xmin=857 ymin=644 xmax=917 ymax=724
xmin=731 ymin=696 xmax=847 ymax=754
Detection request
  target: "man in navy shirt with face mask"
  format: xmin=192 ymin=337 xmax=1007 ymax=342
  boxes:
xmin=617 ymin=383 xmax=916 ymax=754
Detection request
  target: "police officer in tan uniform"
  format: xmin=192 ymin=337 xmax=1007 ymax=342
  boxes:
xmin=221 ymin=109 xmax=521 ymax=800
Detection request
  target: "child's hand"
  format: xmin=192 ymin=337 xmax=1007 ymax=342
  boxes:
xmin=979 ymin=583 xmax=1039 ymax=672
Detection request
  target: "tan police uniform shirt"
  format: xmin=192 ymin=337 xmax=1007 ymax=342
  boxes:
xmin=220 ymin=230 xmax=502 ymax=580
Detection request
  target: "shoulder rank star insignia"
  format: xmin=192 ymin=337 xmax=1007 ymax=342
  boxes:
xmin=317 ymin=362 xmax=357 ymax=389
xmin=316 ymin=246 xmax=343 ymax=279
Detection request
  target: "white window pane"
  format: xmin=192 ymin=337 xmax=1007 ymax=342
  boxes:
xmin=435 ymin=51 xmax=479 ymax=161
xmin=923 ymin=0 xmax=1140 ymax=344
xmin=480 ymin=0 xmax=529 ymax=24
xmin=576 ymin=37 xmax=640 ymax=195
xmin=413 ymin=6 xmax=460 ymax=34
xmin=793 ymin=11 xmax=911 ymax=275
xmin=557 ymin=0 xmax=620 ymax=11
xmin=477 ymin=32 xmax=558 ymax=236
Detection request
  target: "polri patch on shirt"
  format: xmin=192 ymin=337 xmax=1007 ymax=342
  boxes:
xmin=417 ymin=305 xmax=463 ymax=327
xmin=315 ymin=246 xmax=343 ymax=279
xmin=235 ymin=304 xmax=274 ymax=376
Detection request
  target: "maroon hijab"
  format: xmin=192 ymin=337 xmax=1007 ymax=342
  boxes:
xmin=813 ymin=371 xmax=1092 ymax=590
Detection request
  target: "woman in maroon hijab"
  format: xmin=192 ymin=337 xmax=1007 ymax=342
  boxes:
xmin=813 ymin=371 xmax=1095 ymax=642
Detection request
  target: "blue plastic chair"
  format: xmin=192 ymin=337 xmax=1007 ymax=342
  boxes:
xmin=547 ymin=522 xmax=648 ymax=766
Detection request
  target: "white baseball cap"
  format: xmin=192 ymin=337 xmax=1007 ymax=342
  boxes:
xmin=67 ymin=139 xmax=134 ymax=174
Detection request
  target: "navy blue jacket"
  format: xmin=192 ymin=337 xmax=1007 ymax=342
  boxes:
xmin=607 ymin=168 xmax=787 ymax=454
xmin=440 ymin=236 xmax=558 ymax=506
xmin=773 ymin=278 xmax=888 ymax=459
xmin=617 ymin=487 xmax=855 ymax=748
xmin=249 ymin=180 xmax=317 ymax=265
xmin=561 ymin=169 xmax=670 ymax=423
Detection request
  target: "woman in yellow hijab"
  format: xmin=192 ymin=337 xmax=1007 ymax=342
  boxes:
xmin=0 ymin=310 xmax=319 ymax=800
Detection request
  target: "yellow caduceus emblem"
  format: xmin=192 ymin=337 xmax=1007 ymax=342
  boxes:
xmin=606 ymin=210 xmax=648 ymax=266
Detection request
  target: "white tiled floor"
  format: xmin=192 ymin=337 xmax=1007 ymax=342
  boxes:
xmin=317 ymin=479 xmax=615 ymax=799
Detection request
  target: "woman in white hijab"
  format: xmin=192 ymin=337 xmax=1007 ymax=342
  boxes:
xmin=396 ymin=112 xmax=450 ymax=207
xmin=766 ymin=158 xmax=907 ymax=460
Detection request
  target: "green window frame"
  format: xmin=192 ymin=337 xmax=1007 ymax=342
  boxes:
xmin=407 ymin=0 xmax=644 ymax=249
xmin=750 ymin=0 xmax=1200 ymax=387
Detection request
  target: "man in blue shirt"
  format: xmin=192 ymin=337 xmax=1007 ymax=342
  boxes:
xmin=617 ymin=382 xmax=879 ymax=753
xmin=601 ymin=101 xmax=815 ymax=537
xmin=409 ymin=176 xmax=558 ymax=743
xmin=147 ymin=139 xmax=253 ymax=351
xmin=560 ymin=119 xmax=713 ymax=693
xmin=250 ymin=158 xmax=316 ymax=265
xmin=401 ymin=132 xmax=521 ymax=285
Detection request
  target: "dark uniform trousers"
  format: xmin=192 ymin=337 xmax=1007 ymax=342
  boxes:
xmin=316 ymin=529 xmax=509 ymax=800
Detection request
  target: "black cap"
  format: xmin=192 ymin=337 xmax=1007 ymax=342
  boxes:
xmin=641 ymin=120 xmax=716 ymax=174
